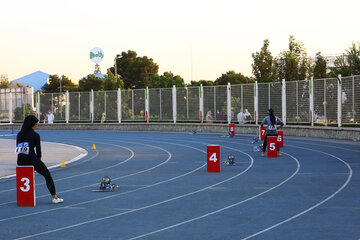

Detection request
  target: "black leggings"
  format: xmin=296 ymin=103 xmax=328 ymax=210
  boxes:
xmin=262 ymin=133 xmax=280 ymax=153
xmin=18 ymin=160 xmax=56 ymax=196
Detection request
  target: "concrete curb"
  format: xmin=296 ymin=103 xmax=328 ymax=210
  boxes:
xmin=1 ymin=123 xmax=359 ymax=141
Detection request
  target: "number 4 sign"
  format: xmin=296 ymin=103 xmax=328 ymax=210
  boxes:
xmin=16 ymin=166 xmax=36 ymax=207
xmin=207 ymin=145 xmax=220 ymax=172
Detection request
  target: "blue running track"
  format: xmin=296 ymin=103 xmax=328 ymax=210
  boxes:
xmin=0 ymin=130 xmax=359 ymax=240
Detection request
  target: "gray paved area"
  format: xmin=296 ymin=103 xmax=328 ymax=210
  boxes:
xmin=0 ymin=139 xmax=86 ymax=178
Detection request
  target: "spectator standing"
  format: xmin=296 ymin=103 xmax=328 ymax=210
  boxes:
xmin=46 ymin=111 xmax=55 ymax=124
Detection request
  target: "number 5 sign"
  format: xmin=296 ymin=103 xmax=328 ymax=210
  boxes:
xmin=16 ymin=166 xmax=36 ymax=207
xmin=267 ymin=136 xmax=278 ymax=158
xmin=207 ymin=145 xmax=220 ymax=172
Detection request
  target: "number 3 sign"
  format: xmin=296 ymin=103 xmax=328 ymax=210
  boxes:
xmin=16 ymin=166 xmax=36 ymax=207
xmin=207 ymin=145 xmax=220 ymax=172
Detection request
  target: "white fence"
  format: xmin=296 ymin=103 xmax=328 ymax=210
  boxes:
xmin=0 ymin=87 xmax=34 ymax=123
xmin=1 ymin=75 xmax=359 ymax=127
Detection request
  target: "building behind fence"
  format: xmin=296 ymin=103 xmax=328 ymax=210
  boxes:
xmin=1 ymin=75 xmax=359 ymax=127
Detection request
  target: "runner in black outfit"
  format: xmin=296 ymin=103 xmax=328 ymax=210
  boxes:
xmin=260 ymin=109 xmax=284 ymax=157
xmin=16 ymin=115 xmax=63 ymax=204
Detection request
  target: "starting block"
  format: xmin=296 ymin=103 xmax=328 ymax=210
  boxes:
xmin=277 ymin=131 xmax=284 ymax=148
xmin=267 ymin=136 xmax=277 ymax=158
xmin=229 ymin=124 xmax=235 ymax=136
xmin=16 ymin=166 xmax=36 ymax=207
xmin=207 ymin=145 xmax=220 ymax=172
xmin=260 ymin=126 xmax=266 ymax=140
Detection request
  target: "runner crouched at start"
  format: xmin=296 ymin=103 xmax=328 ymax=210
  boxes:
xmin=260 ymin=109 xmax=284 ymax=157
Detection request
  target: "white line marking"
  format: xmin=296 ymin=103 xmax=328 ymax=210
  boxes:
xmin=12 ymin=143 xmax=253 ymax=239
xmin=241 ymin=145 xmax=352 ymax=239
xmin=125 ymin=152 xmax=299 ymax=240
xmin=0 ymin=142 xmax=172 ymax=218
xmin=0 ymin=142 xmax=88 ymax=181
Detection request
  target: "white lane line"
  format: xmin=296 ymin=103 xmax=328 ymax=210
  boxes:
xmin=12 ymin=144 xmax=254 ymax=239
xmin=241 ymin=145 xmax=352 ymax=239
xmin=0 ymin=142 xmax=88 ymax=181
xmin=0 ymin=141 xmax=172 ymax=213
xmin=286 ymin=140 xmax=360 ymax=153
xmin=0 ymin=138 xmax=172 ymax=203
xmin=125 ymin=152 xmax=299 ymax=240
xmin=0 ymin=150 xmax=98 ymax=196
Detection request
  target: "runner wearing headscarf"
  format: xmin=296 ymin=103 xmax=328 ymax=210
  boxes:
xmin=16 ymin=115 xmax=63 ymax=204
xmin=260 ymin=109 xmax=284 ymax=157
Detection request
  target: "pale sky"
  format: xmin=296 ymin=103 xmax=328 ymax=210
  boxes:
xmin=1 ymin=0 xmax=360 ymax=83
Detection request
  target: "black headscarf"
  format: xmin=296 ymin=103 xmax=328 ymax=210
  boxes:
xmin=268 ymin=108 xmax=276 ymax=126
xmin=19 ymin=115 xmax=39 ymax=137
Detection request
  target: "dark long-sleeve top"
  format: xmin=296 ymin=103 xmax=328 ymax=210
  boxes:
xmin=16 ymin=129 xmax=41 ymax=165
xmin=260 ymin=116 xmax=284 ymax=135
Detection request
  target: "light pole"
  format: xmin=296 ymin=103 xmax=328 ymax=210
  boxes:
xmin=114 ymin=54 xmax=121 ymax=88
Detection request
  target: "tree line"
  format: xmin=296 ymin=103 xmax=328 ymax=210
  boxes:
xmin=1 ymin=36 xmax=359 ymax=93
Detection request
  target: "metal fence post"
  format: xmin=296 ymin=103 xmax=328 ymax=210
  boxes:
xmin=227 ymin=82 xmax=231 ymax=124
xmin=254 ymin=81 xmax=258 ymax=124
xmin=117 ymin=88 xmax=121 ymax=123
xmin=9 ymin=92 xmax=13 ymax=124
xmin=145 ymin=87 xmax=149 ymax=123
xmin=282 ymin=79 xmax=286 ymax=125
xmin=337 ymin=74 xmax=342 ymax=127
xmin=65 ymin=91 xmax=69 ymax=124
xmin=36 ymin=91 xmax=40 ymax=120
xmin=199 ymin=84 xmax=204 ymax=123
xmin=90 ymin=89 xmax=94 ymax=123
xmin=309 ymin=77 xmax=314 ymax=126
xmin=172 ymin=85 xmax=177 ymax=123
xmin=30 ymin=87 xmax=34 ymax=111
xmin=131 ymin=90 xmax=134 ymax=121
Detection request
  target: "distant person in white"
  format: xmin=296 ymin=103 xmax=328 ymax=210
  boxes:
xmin=244 ymin=109 xmax=252 ymax=121
xmin=206 ymin=110 xmax=213 ymax=123
xmin=237 ymin=109 xmax=247 ymax=124
xmin=46 ymin=111 xmax=55 ymax=124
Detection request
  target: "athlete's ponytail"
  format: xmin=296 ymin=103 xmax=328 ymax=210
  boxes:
xmin=19 ymin=115 xmax=39 ymax=137
xmin=268 ymin=109 xmax=276 ymax=126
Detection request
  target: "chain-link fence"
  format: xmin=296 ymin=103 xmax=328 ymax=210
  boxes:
xmin=0 ymin=87 xmax=34 ymax=123
xmin=148 ymin=88 xmax=173 ymax=121
xmin=1 ymin=76 xmax=359 ymax=126
xmin=231 ymin=84 xmax=254 ymax=123
xmin=286 ymin=80 xmax=310 ymax=123
xmin=342 ymin=75 xmax=360 ymax=124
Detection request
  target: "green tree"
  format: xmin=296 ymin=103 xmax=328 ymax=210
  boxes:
xmin=149 ymin=72 xmax=185 ymax=88
xmin=41 ymin=75 xmax=78 ymax=93
xmin=78 ymin=74 xmax=105 ymax=91
xmin=273 ymin=35 xmax=311 ymax=81
xmin=214 ymin=71 xmax=251 ymax=85
xmin=114 ymin=50 xmax=159 ymax=89
xmin=0 ymin=75 xmax=19 ymax=88
xmin=331 ymin=42 xmax=360 ymax=77
xmin=187 ymin=80 xmax=214 ymax=86
xmin=346 ymin=42 xmax=360 ymax=75
xmin=14 ymin=104 xmax=33 ymax=121
xmin=313 ymin=52 xmax=328 ymax=79
xmin=104 ymin=69 xmax=124 ymax=90
xmin=252 ymin=39 xmax=274 ymax=82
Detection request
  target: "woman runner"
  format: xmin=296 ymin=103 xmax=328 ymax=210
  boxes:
xmin=260 ymin=109 xmax=284 ymax=157
xmin=16 ymin=115 xmax=63 ymax=204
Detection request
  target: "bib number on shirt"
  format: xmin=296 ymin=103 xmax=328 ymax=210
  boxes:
xmin=15 ymin=142 xmax=30 ymax=155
